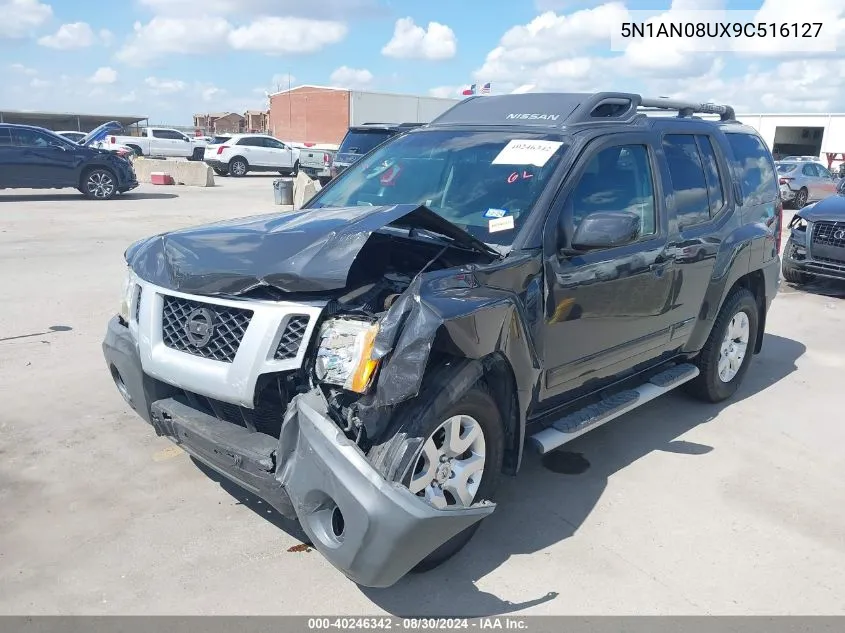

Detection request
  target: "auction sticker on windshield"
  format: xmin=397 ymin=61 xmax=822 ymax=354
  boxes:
xmin=489 ymin=216 xmax=515 ymax=232
xmin=493 ymin=140 xmax=563 ymax=167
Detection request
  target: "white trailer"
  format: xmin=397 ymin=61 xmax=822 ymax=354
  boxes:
xmin=348 ymin=91 xmax=460 ymax=127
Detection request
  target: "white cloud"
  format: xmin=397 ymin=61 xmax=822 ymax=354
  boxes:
xmin=29 ymin=77 xmax=49 ymax=88
xmin=115 ymin=16 xmax=231 ymax=66
xmin=0 ymin=0 xmax=52 ymax=38
xmin=329 ymin=66 xmax=373 ymax=89
xmin=382 ymin=17 xmax=457 ymax=60
xmin=38 ymin=22 xmax=96 ymax=49
xmin=145 ymin=76 xmax=187 ymax=93
xmin=88 ymin=67 xmax=118 ymax=84
xmin=9 ymin=62 xmax=37 ymax=75
xmin=137 ymin=0 xmax=376 ymax=20
xmin=228 ymin=18 xmax=347 ymax=54
xmin=428 ymin=85 xmax=465 ymax=98
xmin=201 ymin=85 xmax=225 ymax=102
xmin=271 ymin=73 xmax=296 ymax=91
xmin=100 ymin=29 xmax=114 ymax=46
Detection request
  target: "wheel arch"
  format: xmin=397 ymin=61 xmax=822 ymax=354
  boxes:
xmin=78 ymin=163 xmax=116 ymax=189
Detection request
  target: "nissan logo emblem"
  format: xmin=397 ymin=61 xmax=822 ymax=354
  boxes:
xmin=833 ymin=229 xmax=845 ymax=241
xmin=184 ymin=307 xmax=216 ymax=348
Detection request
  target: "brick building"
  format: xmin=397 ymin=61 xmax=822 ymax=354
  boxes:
xmin=193 ymin=112 xmax=245 ymax=135
xmin=268 ymin=86 xmax=460 ymax=146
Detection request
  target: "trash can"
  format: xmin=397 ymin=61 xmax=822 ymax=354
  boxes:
xmin=273 ymin=178 xmax=294 ymax=205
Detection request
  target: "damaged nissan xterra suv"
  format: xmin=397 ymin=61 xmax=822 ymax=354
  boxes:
xmin=102 ymin=92 xmax=781 ymax=588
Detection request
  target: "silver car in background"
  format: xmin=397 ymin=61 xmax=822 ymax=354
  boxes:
xmin=776 ymin=160 xmax=838 ymax=209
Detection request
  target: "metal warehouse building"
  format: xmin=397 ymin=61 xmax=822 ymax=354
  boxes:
xmin=736 ymin=113 xmax=845 ymax=166
xmin=0 ymin=110 xmax=148 ymax=133
xmin=268 ymin=86 xmax=460 ymax=146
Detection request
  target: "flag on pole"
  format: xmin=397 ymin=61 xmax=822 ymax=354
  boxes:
xmin=480 ymin=82 xmax=491 ymax=95
xmin=462 ymin=83 xmax=477 ymax=96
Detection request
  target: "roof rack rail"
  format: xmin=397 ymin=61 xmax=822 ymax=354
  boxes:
xmin=428 ymin=92 xmax=737 ymax=128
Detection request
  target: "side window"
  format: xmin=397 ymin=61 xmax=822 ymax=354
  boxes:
xmin=152 ymin=129 xmax=183 ymax=140
xmin=802 ymin=164 xmax=816 ymax=177
xmin=662 ymin=134 xmax=710 ymax=228
xmin=237 ymin=137 xmax=261 ymax=147
xmin=725 ymin=133 xmax=778 ymax=207
xmin=816 ymin=164 xmax=832 ymax=178
xmin=569 ymin=144 xmax=656 ymax=238
xmin=0 ymin=128 xmax=11 ymax=146
xmin=9 ymin=128 xmax=57 ymax=148
xmin=695 ymin=135 xmax=726 ymax=216
xmin=265 ymin=138 xmax=286 ymax=150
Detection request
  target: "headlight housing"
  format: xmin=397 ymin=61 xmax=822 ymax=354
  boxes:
xmin=315 ymin=318 xmax=380 ymax=393
xmin=118 ymin=267 xmax=134 ymax=322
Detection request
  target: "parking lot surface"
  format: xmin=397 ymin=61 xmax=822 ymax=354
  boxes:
xmin=1 ymin=178 xmax=844 ymax=616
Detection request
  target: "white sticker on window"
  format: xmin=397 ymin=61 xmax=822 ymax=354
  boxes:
xmin=489 ymin=216 xmax=515 ymax=233
xmin=492 ymin=140 xmax=563 ymax=167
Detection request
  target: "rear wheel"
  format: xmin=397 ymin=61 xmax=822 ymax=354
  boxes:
xmin=213 ymin=167 xmax=228 ymax=177
xmin=686 ymin=287 xmax=759 ymax=403
xmin=368 ymin=378 xmax=503 ymax=572
xmin=793 ymin=187 xmax=808 ymax=209
xmin=81 ymin=168 xmax=118 ymax=200
xmin=228 ymin=157 xmax=248 ymax=177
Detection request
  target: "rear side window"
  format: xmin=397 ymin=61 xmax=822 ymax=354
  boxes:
xmin=777 ymin=164 xmax=797 ymax=174
xmin=338 ymin=130 xmax=392 ymax=155
xmin=662 ymin=134 xmax=711 ymax=228
xmin=696 ymin=136 xmax=726 ymax=216
xmin=802 ymin=164 xmax=816 ymax=176
xmin=211 ymin=136 xmax=231 ymax=144
xmin=725 ymin=133 xmax=778 ymax=206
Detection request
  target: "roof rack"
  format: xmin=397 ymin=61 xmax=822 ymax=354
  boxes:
xmin=429 ymin=92 xmax=737 ymax=128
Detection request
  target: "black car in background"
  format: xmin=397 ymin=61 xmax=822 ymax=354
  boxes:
xmin=0 ymin=123 xmax=138 ymax=200
xmin=330 ymin=122 xmax=423 ymax=179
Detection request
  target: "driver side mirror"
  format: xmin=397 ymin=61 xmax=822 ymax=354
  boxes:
xmin=569 ymin=210 xmax=641 ymax=252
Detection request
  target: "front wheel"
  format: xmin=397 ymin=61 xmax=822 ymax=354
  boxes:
xmin=368 ymin=379 xmax=503 ymax=572
xmin=686 ymin=287 xmax=759 ymax=403
xmin=82 ymin=168 xmax=117 ymax=200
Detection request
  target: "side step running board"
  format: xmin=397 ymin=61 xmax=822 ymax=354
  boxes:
xmin=530 ymin=363 xmax=700 ymax=454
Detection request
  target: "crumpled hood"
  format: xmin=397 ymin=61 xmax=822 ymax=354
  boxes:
xmin=795 ymin=195 xmax=845 ymax=222
xmin=125 ymin=203 xmax=495 ymax=296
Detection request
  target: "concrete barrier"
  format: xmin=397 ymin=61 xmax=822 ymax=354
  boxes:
xmin=293 ymin=171 xmax=318 ymax=209
xmin=132 ymin=158 xmax=215 ymax=187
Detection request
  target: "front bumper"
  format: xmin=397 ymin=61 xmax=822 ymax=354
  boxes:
xmin=782 ymin=232 xmax=845 ymax=281
xmin=102 ymin=317 xmax=495 ymax=588
xmin=779 ymin=184 xmax=796 ymax=201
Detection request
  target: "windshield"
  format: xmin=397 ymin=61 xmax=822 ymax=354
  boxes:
xmin=338 ymin=130 xmax=393 ymax=156
xmin=312 ymin=130 xmax=568 ymax=246
xmin=211 ymin=135 xmax=231 ymax=145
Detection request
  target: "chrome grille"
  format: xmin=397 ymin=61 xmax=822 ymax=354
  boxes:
xmin=161 ymin=296 xmax=253 ymax=363
xmin=812 ymin=221 xmax=845 ymax=249
xmin=274 ymin=315 xmax=310 ymax=360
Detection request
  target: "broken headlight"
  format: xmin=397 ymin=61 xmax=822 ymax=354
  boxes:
xmin=118 ymin=267 xmax=134 ymax=322
xmin=315 ymin=318 xmax=380 ymax=393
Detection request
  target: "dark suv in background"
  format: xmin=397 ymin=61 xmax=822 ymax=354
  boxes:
xmin=102 ymin=92 xmax=781 ymax=588
xmin=0 ymin=123 xmax=137 ymax=200
xmin=330 ymin=122 xmax=423 ymax=179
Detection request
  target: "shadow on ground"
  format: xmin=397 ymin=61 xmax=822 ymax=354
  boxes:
xmin=196 ymin=333 xmax=805 ymax=617
xmin=0 ymin=192 xmax=179 ymax=202
xmin=781 ymin=277 xmax=845 ymax=299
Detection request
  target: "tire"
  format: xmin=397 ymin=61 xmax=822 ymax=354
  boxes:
xmin=127 ymin=145 xmax=143 ymax=157
xmin=213 ymin=168 xmax=228 ymax=177
xmin=291 ymin=160 xmax=299 ymax=177
xmin=793 ymin=187 xmax=808 ymax=209
xmin=81 ymin=168 xmax=118 ymax=200
xmin=368 ymin=377 xmax=504 ymax=572
xmin=189 ymin=147 xmax=204 ymax=162
xmin=228 ymin=157 xmax=248 ymax=177
xmin=686 ymin=287 xmax=759 ymax=403
xmin=782 ymin=263 xmax=811 ymax=285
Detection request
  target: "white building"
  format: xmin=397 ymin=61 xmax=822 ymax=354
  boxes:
xmin=736 ymin=113 xmax=845 ymax=166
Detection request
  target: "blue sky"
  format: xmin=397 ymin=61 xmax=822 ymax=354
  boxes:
xmin=1 ymin=0 xmax=842 ymax=123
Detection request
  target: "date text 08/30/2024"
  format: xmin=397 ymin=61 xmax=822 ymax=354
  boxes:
xmin=307 ymin=618 xmax=529 ymax=630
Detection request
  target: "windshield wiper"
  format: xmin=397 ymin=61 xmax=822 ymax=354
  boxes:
xmin=407 ymin=226 xmax=499 ymax=258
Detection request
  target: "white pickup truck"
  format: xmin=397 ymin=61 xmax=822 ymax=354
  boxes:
xmin=104 ymin=127 xmax=207 ymax=160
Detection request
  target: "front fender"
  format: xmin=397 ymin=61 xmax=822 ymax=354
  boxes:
xmin=359 ymin=267 xmax=542 ymax=447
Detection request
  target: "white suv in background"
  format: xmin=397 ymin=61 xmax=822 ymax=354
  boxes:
xmin=203 ymin=134 xmax=300 ymax=177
